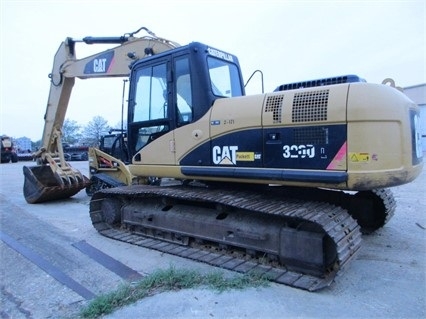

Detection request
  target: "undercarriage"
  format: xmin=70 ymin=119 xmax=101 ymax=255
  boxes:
xmin=89 ymin=183 xmax=369 ymax=291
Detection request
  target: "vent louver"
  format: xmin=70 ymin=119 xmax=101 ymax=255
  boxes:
xmin=265 ymin=95 xmax=284 ymax=123
xmin=292 ymin=90 xmax=329 ymax=122
xmin=274 ymin=74 xmax=365 ymax=92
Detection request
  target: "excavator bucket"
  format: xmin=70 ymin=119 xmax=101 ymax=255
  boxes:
xmin=23 ymin=165 xmax=89 ymax=204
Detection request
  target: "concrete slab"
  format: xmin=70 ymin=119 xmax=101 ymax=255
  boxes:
xmin=0 ymin=161 xmax=424 ymax=318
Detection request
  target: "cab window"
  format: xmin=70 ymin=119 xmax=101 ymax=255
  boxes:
xmin=133 ymin=63 xmax=168 ymax=122
xmin=207 ymin=57 xmax=242 ymax=97
xmin=175 ymin=57 xmax=193 ymax=126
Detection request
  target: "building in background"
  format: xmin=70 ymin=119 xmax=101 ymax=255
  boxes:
xmin=404 ymin=84 xmax=426 ymax=152
xmin=14 ymin=137 xmax=32 ymax=153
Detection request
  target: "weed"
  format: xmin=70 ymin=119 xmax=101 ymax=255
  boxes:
xmin=80 ymin=266 xmax=270 ymax=318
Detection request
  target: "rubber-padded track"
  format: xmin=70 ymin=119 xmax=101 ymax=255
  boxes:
xmin=90 ymin=185 xmax=362 ymax=291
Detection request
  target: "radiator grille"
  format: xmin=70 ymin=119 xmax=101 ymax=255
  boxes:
xmin=265 ymin=95 xmax=284 ymax=123
xmin=292 ymin=90 xmax=329 ymax=122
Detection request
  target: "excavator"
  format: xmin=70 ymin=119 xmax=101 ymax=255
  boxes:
xmin=23 ymin=27 xmax=423 ymax=291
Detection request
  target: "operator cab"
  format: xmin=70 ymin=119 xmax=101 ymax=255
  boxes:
xmin=126 ymin=42 xmax=245 ymax=158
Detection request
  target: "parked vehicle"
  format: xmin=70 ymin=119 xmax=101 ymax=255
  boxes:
xmin=70 ymin=152 xmax=88 ymax=161
xmin=1 ymin=135 xmax=18 ymax=163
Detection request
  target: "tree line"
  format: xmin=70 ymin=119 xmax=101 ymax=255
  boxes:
xmin=32 ymin=116 xmax=119 ymax=150
xmin=62 ymin=116 xmax=114 ymax=147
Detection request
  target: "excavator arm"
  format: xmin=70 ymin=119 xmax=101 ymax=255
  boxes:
xmin=23 ymin=27 xmax=179 ymax=203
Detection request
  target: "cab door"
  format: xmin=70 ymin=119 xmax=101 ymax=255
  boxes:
xmin=127 ymin=58 xmax=176 ymax=164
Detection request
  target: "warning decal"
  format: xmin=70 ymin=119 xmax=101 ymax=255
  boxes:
xmin=349 ymin=152 xmax=370 ymax=163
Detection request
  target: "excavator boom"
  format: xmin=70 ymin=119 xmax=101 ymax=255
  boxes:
xmin=23 ymin=27 xmax=179 ymax=203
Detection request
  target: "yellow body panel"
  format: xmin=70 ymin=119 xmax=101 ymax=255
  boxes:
xmin=210 ymin=95 xmax=265 ymax=137
xmin=346 ymin=83 xmax=423 ymax=189
xmin=129 ymin=82 xmax=422 ymax=191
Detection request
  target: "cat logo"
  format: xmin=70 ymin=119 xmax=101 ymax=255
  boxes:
xmin=93 ymin=58 xmax=107 ymax=73
xmin=212 ymin=146 xmax=238 ymax=165
xmin=84 ymin=51 xmax=114 ymax=74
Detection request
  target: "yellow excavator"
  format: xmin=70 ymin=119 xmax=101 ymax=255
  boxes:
xmin=23 ymin=27 xmax=423 ymax=291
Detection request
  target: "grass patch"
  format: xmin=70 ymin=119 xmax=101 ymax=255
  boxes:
xmin=80 ymin=266 xmax=270 ymax=318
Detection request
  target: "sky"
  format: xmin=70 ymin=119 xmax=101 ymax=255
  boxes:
xmin=1 ymin=0 xmax=425 ymax=141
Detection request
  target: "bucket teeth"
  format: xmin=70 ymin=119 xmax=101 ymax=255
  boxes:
xmin=23 ymin=165 xmax=89 ymax=204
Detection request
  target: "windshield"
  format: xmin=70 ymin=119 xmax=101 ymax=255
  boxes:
xmin=207 ymin=57 xmax=243 ymax=97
